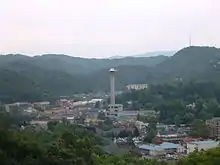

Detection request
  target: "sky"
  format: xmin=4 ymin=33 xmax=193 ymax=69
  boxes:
xmin=0 ymin=0 xmax=220 ymax=58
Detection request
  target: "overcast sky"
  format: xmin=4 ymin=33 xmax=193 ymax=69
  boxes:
xmin=0 ymin=0 xmax=219 ymax=58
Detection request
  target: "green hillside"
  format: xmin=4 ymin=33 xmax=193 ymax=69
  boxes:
xmin=1 ymin=46 xmax=220 ymax=102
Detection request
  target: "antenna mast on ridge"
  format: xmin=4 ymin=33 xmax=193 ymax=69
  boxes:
xmin=189 ymin=35 xmax=192 ymax=47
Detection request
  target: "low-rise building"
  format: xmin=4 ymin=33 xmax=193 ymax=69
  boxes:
xmin=139 ymin=142 xmax=183 ymax=156
xmin=186 ymin=140 xmax=219 ymax=154
xmin=5 ymin=102 xmax=30 ymax=112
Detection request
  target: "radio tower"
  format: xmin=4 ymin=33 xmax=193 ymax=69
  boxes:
xmin=189 ymin=35 xmax=192 ymax=47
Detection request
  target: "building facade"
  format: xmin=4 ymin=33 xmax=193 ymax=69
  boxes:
xmin=206 ymin=117 xmax=220 ymax=138
xmin=5 ymin=102 xmax=30 ymax=112
xmin=126 ymin=84 xmax=148 ymax=90
xmin=33 ymin=101 xmax=50 ymax=110
xmin=106 ymin=104 xmax=123 ymax=118
xmin=186 ymin=140 xmax=219 ymax=154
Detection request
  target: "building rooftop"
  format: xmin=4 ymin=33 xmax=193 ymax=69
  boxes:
xmin=162 ymin=138 xmax=183 ymax=141
xmin=118 ymin=111 xmax=138 ymax=116
xmin=139 ymin=142 xmax=180 ymax=151
xmin=139 ymin=144 xmax=164 ymax=151
xmin=211 ymin=117 xmax=220 ymax=120
xmin=160 ymin=142 xmax=180 ymax=149
xmin=108 ymin=104 xmax=123 ymax=106
xmin=190 ymin=140 xmax=219 ymax=145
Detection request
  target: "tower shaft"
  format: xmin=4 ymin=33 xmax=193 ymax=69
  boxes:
xmin=110 ymin=74 xmax=115 ymax=104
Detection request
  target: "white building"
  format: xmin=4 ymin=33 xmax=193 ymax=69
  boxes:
xmin=187 ymin=140 xmax=219 ymax=154
xmin=126 ymin=84 xmax=148 ymax=90
xmin=89 ymin=99 xmax=103 ymax=104
xmin=30 ymin=120 xmax=48 ymax=129
xmin=5 ymin=102 xmax=30 ymax=112
xmin=135 ymin=121 xmax=149 ymax=132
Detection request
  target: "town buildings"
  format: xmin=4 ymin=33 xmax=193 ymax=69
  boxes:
xmin=206 ymin=117 xmax=220 ymax=138
xmin=5 ymin=102 xmax=30 ymax=112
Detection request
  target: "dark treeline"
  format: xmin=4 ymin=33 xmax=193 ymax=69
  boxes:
xmin=117 ymin=80 xmax=220 ymax=124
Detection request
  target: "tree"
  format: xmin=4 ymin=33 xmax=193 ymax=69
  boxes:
xmin=174 ymin=114 xmax=182 ymax=126
xmin=144 ymin=129 xmax=156 ymax=143
xmin=117 ymin=130 xmax=132 ymax=138
xmin=97 ymin=112 xmax=106 ymax=120
xmin=95 ymin=101 xmax=101 ymax=108
xmin=177 ymin=148 xmax=220 ymax=165
xmin=189 ymin=119 xmax=210 ymax=138
xmin=133 ymin=126 xmax=140 ymax=137
xmin=47 ymin=120 xmax=59 ymax=131
xmin=103 ymin=118 xmax=113 ymax=125
xmin=137 ymin=113 xmax=140 ymax=121
xmin=182 ymin=112 xmax=194 ymax=124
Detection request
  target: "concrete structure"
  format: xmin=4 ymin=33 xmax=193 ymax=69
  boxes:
xmin=135 ymin=120 xmax=149 ymax=133
xmin=126 ymin=84 xmax=148 ymax=90
xmin=206 ymin=117 xmax=220 ymax=138
xmin=117 ymin=110 xmax=137 ymax=121
xmin=5 ymin=102 xmax=30 ymax=112
xmin=33 ymin=101 xmax=50 ymax=110
xmin=106 ymin=68 xmax=124 ymax=118
xmin=186 ymin=140 xmax=219 ymax=154
xmin=107 ymin=104 xmax=123 ymax=118
xmin=109 ymin=68 xmax=116 ymax=104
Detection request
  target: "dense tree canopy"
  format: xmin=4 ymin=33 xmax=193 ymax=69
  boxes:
xmin=0 ymin=110 xmax=220 ymax=165
xmin=117 ymin=80 xmax=220 ymax=124
xmin=1 ymin=46 xmax=220 ymax=102
xmin=189 ymin=119 xmax=210 ymax=138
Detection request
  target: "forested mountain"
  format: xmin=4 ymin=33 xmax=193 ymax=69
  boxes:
xmin=85 ymin=46 xmax=220 ymax=88
xmin=1 ymin=46 xmax=220 ymax=102
xmin=109 ymin=50 xmax=176 ymax=59
xmin=0 ymin=54 xmax=167 ymax=102
xmin=131 ymin=50 xmax=176 ymax=58
xmin=0 ymin=54 xmax=167 ymax=75
xmin=151 ymin=46 xmax=220 ymax=82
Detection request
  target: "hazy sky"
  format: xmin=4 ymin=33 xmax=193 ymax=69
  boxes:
xmin=0 ymin=0 xmax=219 ymax=58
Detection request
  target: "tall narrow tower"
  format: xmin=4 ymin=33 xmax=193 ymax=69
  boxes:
xmin=109 ymin=68 xmax=117 ymax=105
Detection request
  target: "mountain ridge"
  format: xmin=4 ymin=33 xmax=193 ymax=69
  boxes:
xmin=108 ymin=50 xmax=176 ymax=59
xmin=0 ymin=46 xmax=220 ymax=102
xmin=0 ymin=53 xmax=168 ymax=75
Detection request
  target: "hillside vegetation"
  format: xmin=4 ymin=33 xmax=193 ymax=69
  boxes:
xmin=0 ymin=111 xmax=219 ymax=165
xmin=1 ymin=46 xmax=220 ymax=102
